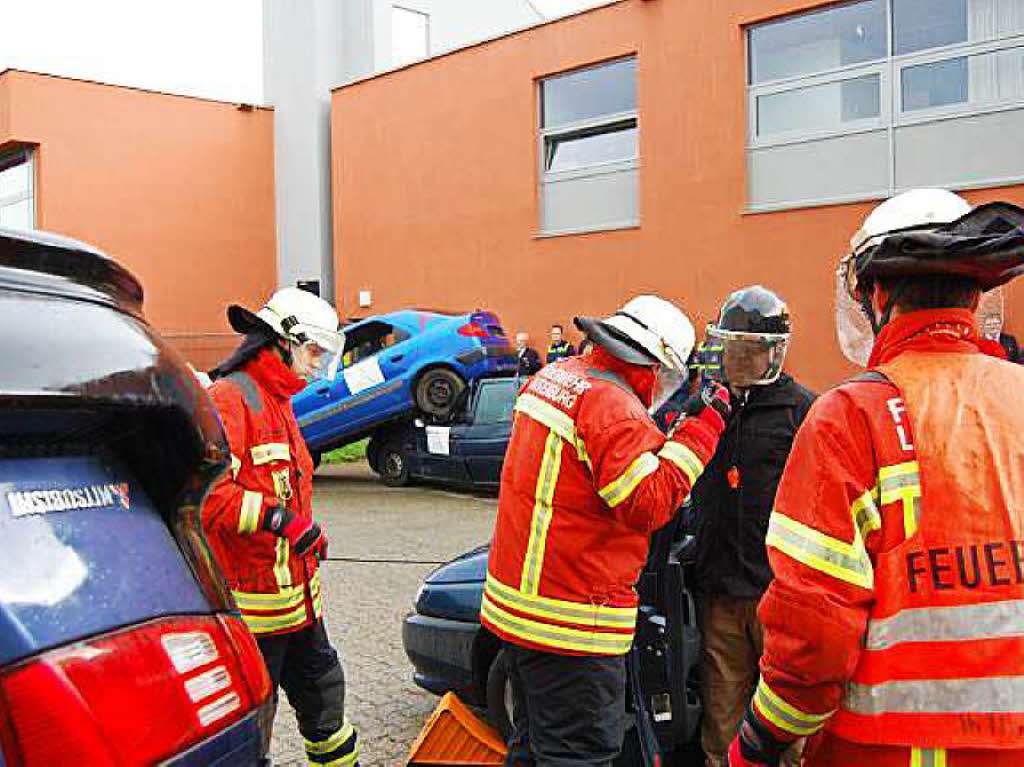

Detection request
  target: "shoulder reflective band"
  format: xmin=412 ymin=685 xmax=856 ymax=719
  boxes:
xmin=766 ymin=512 xmax=874 ymax=589
xmin=515 ymin=393 xmax=588 ymax=463
xmin=878 ymin=461 xmax=921 ymax=538
xmin=844 ymin=675 xmax=1024 ymax=715
xmin=485 ymin=574 xmax=637 ymax=629
xmin=520 ymin=431 xmax=563 ymax=595
xmin=251 ymin=443 xmax=291 ymax=466
xmin=481 ymin=591 xmax=633 ymax=655
xmin=865 ymin=598 xmax=1024 ymax=651
xmin=911 ymin=747 xmax=947 ymax=767
xmin=658 ymin=441 xmax=704 ymax=486
xmin=599 ymin=452 xmax=659 ymax=508
xmin=239 ymin=490 xmax=262 ymax=535
xmin=753 ymin=677 xmax=835 ymax=737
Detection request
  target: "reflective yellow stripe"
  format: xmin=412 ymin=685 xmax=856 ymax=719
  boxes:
xmin=238 ymin=490 xmax=262 ymax=535
xmin=658 ymin=441 xmax=704 ymax=485
xmin=239 ymin=602 xmax=308 ymax=633
xmin=599 ymin=452 xmax=658 ymax=508
xmin=766 ymin=512 xmax=874 ymax=589
xmin=879 ymin=460 xmax=921 ymax=538
xmin=250 ymin=442 xmax=290 ymax=465
xmin=230 ymin=453 xmax=242 ymax=479
xmin=231 ymin=585 xmax=305 ymax=611
xmin=753 ymin=677 xmax=834 ymax=737
xmin=911 ymin=747 xmax=947 ymax=767
xmin=515 ymin=393 xmax=588 ymax=463
xmin=273 ymin=536 xmax=292 ymax=588
xmin=305 ymin=720 xmax=357 ymax=755
xmin=481 ymin=592 xmax=633 ymax=655
xmin=850 ymin=487 xmax=881 ymax=541
xmin=485 ymin=574 xmax=637 ymax=629
xmin=520 ymin=430 xmax=563 ymax=595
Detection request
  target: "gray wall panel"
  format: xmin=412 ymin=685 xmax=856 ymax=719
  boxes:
xmin=895 ymin=109 xmax=1024 ymax=189
xmin=748 ymin=130 xmax=889 ymax=209
xmin=540 ymin=168 xmax=639 ymax=234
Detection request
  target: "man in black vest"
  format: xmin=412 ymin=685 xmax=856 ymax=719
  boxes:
xmin=689 ymin=286 xmax=815 ymax=767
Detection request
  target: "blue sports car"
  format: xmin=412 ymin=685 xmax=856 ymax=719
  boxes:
xmin=293 ymin=309 xmax=516 ymax=462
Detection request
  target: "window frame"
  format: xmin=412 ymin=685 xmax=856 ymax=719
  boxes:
xmin=0 ymin=147 xmax=36 ymax=231
xmin=536 ymin=55 xmax=641 ymax=236
xmin=391 ymin=4 xmax=430 ymax=67
xmin=745 ymin=0 xmax=1024 ymax=210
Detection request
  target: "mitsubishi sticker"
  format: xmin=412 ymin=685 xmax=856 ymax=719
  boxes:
xmin=6 ymin=482 xmax=131 ymax=518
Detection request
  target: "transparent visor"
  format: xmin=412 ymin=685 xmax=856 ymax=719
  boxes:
xmin=290 ymin=326 xmax=344 ymax=381
xmin=707 ymin=327 xmax=789 ymax=388
xmin=836 ymin=255 xmax=875 ymax=368
xmin=977 ymin=286 xmax=1004 ymax=340
xmin=649 ymin=365 xmax=685 ymax=415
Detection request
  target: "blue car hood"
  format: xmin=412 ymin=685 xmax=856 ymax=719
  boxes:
xmin=425 ymin=544 xmax=489 ymax=584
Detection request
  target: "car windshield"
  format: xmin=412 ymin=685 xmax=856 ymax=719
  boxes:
xmin=473 ymin=379 xmax=519 ymax=425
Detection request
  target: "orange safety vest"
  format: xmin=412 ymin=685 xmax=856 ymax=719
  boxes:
xmin=827 ymin=351 xmax=1024 ymax=749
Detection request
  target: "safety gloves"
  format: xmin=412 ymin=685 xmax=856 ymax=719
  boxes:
xmin=685 ymin=382 xmax=732 ymax=434
xmin=263 ymin=505 xmax=328 ymax=558
xmin=728 ymin=705 xmax=792 ymax=767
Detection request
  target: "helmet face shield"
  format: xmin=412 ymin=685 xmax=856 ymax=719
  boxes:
xmin=835 ymin=257 xmax=876 ymax=367
xmin=707 ymin=327 xmax=789 ymax=388
xmin=291 ymin=337 xmax=343 ymax=382
xmin=649 ymin=364 xmax=685 ymax=415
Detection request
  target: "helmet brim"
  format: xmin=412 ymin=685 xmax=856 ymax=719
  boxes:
xmin=228 ymin=304 xmax=275 ymax=336
xmin=574 ymin=316 xmax=659 ymax=366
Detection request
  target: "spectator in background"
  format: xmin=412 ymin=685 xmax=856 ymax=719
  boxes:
xmin=546 ymin=323 xmax=576 ymax=363
xmin=1000 ymin=331 xmax=1020 ymax=362
xmin=515 ymin=331 xmax=542 ymax=375
xmin=696 ymin=334 xmax=724 ymax=386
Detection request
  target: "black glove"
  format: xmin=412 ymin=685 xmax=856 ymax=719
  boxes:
xmin=262 ymin=505 xmax=327 ymax=557
xmin=684 ymin=382 xmax=732 ymax=429
xmin=729 ymin=705 xmax=791 ymax=767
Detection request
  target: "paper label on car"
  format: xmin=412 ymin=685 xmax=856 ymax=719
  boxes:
xmin=426 ymin=426 xmax=451 ymax=455
xmin=343 ymin=357 xmax=385 ymax=395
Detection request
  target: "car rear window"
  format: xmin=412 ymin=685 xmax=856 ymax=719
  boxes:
xmin=0 ymin=454 xmax=210 ymax=666
xmin=474 ymin=380 xmax=518 ymax=425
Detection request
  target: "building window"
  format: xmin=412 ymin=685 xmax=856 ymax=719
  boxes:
xmin=0 ymin=148 xmax=35 ymax=231
xmin=746 ymin=0 xmax=1024 ymax=211
xmin=392 ymin=6 xmax=429 ymax=67
xmin=538 ymin=56 xmax=639 ymax=236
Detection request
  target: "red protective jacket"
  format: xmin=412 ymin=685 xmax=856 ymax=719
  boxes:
xmin=483 ymin=351 xmax=723 ymax=656
xmin=201 ymin=348 xmax=322 ymax=637
xmin=753 ymin=309 xmax=1024 ymax=765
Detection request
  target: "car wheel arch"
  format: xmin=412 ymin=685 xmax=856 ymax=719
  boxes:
xmin=471 ymin=626 xmax=501 ymax=704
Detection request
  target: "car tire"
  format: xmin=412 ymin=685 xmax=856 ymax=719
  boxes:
xmin=414 ymin=368 xmax=465 ymax=419
xmin=366 ymin=437 xmax=382 ymax=474
xmin=378 ymin=442 xmax=410 ymax=487
xmin=486 ymin=648 xmax=515 ymax=741
xmin=310 ymin=449 xmax=322 ymax=470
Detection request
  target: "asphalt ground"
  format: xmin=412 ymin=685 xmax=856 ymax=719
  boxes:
xmin=268 ymin=461 xmax=498 ymax=767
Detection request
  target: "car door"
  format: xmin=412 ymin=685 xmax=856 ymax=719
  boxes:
xmin=458 ymin=378 xmax=518 ymax=488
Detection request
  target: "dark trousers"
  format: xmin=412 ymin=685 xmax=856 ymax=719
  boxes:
xmin=257 ymin=619 xmax=356 ymax=764
xmin=504 ymin=643 xmax=627 ymax=767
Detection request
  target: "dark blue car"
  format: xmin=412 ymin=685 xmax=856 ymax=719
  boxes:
xmin=293 ymin=310 xmax=516 ymax=463
xmin=367 ymin=375 xmax=519 ymax=489
xmin=0 ymin=228 xmax=272 ymax=766
xmin=402 ymin=518 xmax=705 ymax=765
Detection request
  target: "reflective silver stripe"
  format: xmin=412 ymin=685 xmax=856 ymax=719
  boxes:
xmin=485 ymin=574 xmax=637 ymax=628
xmin=878 ymin=460 xmax=921 ymax=537
xmin=866 ymin=599 xmax=1024 ymax=651
xmin=239 ymin=490 xmax=262 ymax=535
xmin=230 ymin=453 xmax=242 ymax=479
xmin=911 ymin=747 xmax=947 ymax=767
xmin=658 ymin=441 xmax=703 ymax=486
xmin=844 ymin=675 xmax=1024 ymax=715
xmin=598 ymin=452 xmax=659 ymax=508
xmin=515 ymin=393 xmax=588 ymax=462
xmin=851 ymin=488 xmax=881 ymax=540
xmin=753 ymin=677 xmax=834 ymax=737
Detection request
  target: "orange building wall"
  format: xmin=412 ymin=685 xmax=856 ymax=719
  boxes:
xmin=0 ymin=70 xmax=277 ymax=369
xmin=331 ymin=0 xmax=1024 ymax=392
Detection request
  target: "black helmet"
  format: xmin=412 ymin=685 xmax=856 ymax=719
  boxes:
xmin=716 ymin=286 xmax=791 ymax=335
xmin=709 ymin=286 xmax=791 ymax=388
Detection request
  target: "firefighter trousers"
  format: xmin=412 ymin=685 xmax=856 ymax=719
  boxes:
xmin=699 ymin=594 xmax=802 ymax=767
xmin=504 ymin=643 xmax=627 ymax=767
xmin=257 ymin=620 xmax=359 ymax=766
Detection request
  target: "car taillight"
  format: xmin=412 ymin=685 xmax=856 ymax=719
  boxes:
xmin=0 ymin=615 xmax=271 ymax=766
xmin=457 ymin=322 xmax=490 ymax=337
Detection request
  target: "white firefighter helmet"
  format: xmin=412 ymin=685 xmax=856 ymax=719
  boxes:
xmin=849 ymin=188 xmax=972 ymax=261
xmin=574 ymin=295 xmax=696 ymax=412
xmin=228 ymin=287 xmax=344 ymax=378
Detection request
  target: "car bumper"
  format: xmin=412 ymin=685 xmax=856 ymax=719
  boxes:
xmin=402 ymin=612 xmax=483 ymax=704
xmin=164 ymin=708 xmax=267 ymax=766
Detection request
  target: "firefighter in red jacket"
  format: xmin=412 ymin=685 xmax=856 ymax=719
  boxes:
xmin=729 ymin=189 xmax=1024 ymax=767
xmin=201 ymin=288 xmax=359 ymax=767
xmin=484 ymin=295 xmax=731 ymax=765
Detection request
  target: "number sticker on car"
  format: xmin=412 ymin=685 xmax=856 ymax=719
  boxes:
xmin=343 ymin=358 xmax=385 ymax=394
